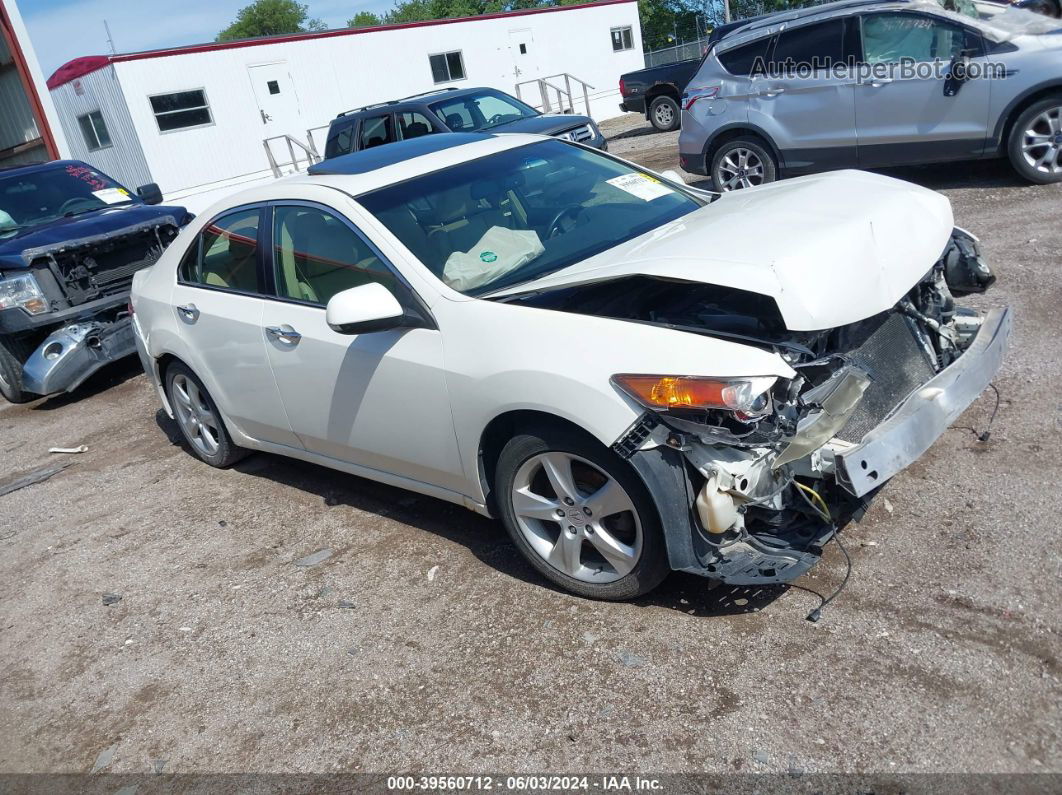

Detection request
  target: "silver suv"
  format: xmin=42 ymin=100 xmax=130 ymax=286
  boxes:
xmin=678 ymin=0 xmax=1062 ymax=190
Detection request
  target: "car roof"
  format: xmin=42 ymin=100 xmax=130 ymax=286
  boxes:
xmin=333 ymin=86 xmax=503 ymax=121
xmin=713 ymin=0 xmax=944 ymax=48
xmin=309 ymin=132 xmax=496 ymax=175
xmin=209 ymin=133 xmax=546 ymax=215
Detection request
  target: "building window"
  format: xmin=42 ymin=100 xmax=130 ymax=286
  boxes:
xmin=611 ymin=26 xmax=634 ymax=52
xmin=77 ymin=110 xmax=112 ymax=151
xmin=149 ymin=89 xmax=213 ymax=133
xmin=429 ymin=51 xmax=465 ymax=84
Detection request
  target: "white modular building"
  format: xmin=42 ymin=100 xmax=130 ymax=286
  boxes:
xmin=47 ymin=0 xmax=645 ymax=207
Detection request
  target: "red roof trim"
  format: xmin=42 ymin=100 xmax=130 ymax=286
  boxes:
xmin=1 ymin=0 xmax=61 ymax=157
xmin=48 ymin=0 xmax=637 ymax=89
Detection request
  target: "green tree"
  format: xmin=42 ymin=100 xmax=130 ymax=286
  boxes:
xmin=347 ymin=10 xmax=382 ymax=26
xmin=217 ymin=0 xmax=326 ymax=42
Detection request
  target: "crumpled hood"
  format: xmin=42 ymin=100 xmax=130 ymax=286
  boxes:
xmin=490 ymin=114 xmax=594 ymax=137
xmin=496 ymin=170 xmax=954 ymax=331
xmin=0 ymin=204 xmax=188 ymax=271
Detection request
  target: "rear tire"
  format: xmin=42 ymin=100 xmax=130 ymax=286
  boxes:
xmin=494 ymin=426 xmax=669 ymax=600
xmin=1007 ymin=95 xmax=1062 ymax=184
xmin=710 ymin=137 xmax=778 ymax=191
xmin=164 ymin=362 xmax=246 ymax=468
xmin=0 ymin=335 xmax=36 ymax=404
xmin=649 ymin=95 xmax=681 ymax=132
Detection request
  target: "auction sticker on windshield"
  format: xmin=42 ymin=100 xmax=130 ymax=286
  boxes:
xmin=92 ymin=188 xmax=131 ymax=205
xmin=606 ymin=173 xmax=672 ymax=201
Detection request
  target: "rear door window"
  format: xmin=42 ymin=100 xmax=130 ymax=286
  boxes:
xmin=397 ymin=111 xmax=435 ymax=140
xmin=358 ymin=115 xmax=396 ymax=150
xmin=179 ymin=208 xmax=263 ymax=294
xmin=769 ymin=19 xmax=845 ymax=70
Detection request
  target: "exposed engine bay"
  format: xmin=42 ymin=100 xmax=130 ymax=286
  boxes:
xmin=501 ymin=227 xmax=1005 ymax=586
xmin=9 ymin=218 xmax=182 ymax=398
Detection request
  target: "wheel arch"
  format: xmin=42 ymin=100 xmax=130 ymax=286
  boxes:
xmin=152 ymin=352 xmax=254 ymax=448
xmin=645 ymin=82 xmax=681 ymax=107
xmin=477 ymin=409 xmax=607 ymax=516
xmin=993 ymin=81 xmax=1062 ymax=156
xmin=701 ymin=124 xmax=782 ymax=172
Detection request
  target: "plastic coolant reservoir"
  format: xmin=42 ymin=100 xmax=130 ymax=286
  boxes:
xmin=695 ymin=474 xmax=738 ymax=534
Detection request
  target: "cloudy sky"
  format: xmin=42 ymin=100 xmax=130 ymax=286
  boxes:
xmin=19 ymin=0 xmax=396 ymax=78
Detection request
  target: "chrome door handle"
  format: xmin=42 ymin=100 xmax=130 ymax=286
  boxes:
xmin=265 ymin=325 xmax=302 ymax=344
xmin=176 ymin=303 xmax=199 ymax=322
xmin=867 ymin=78 xmax=893 ymax=87
xmin=764 ymin=87 xmax=786 ymax=97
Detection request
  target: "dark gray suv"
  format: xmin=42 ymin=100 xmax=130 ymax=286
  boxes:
xmin=679 ymin=0 xmax=1062 ymax=190
xmin=323 ymin=87 xmax=606 ymax=160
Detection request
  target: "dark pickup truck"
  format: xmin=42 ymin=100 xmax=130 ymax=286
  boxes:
xmin=618 ymin=18 xmax=763 ymax=131
xmin=618 ymin=59 xmax=701 ymax=132
xmin=0 ymin=161 xmax=190 ymax=403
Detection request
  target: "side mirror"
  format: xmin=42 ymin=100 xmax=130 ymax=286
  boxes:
xmin=659 ymin=169 xmax=685 ymax=184
xmin=326 ymin=282 xmax=405 ymax=335
xmin=137 ymin=183 xmax=163 ymax=205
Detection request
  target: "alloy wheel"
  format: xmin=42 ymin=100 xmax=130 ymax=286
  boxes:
xmin=654 ymin=103 xmax=675 ymax=129
xmin=171 ymin=373 xmax=221 ymax=458
xmin=510 ymin=451 xmax=643 ymax=584
xmin=717 ymin=147 xmax=766 ymax=190
xmin=1021 ymin=106 xmax=1062 ymax=175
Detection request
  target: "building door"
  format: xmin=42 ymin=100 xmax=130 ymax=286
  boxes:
xmin=508 ymin=29 xmax=537 ymax=82
xmin=247 ymin=62 xmax=303 ymax=137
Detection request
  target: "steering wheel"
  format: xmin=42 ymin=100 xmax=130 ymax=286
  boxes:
xmin=58 ymin=196 xmax=99 ymax=215
xmin=547 ymin=205 xmax=587 ymax=239
xmin=486 ymin=113 xmax=508 ymax=126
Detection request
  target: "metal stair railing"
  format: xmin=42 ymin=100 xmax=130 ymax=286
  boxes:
xmin=515 ymin=73 xmax=595 ymax=117
xmin=263 ymin=133 xmax=322 ymax=178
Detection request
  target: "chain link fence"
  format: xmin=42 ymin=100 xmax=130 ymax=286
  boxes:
xmin=643 ymin=38 xmax=709 ymax=68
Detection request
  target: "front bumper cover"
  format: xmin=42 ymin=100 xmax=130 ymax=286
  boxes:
xmin=21 ymin=316 xmax=136 ymax=396
xmin=836 ymin=306 xmax=1011 ymax=497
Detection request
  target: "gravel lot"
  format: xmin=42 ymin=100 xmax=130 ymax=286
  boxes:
xmin=1 ymin=114 xmax=1060 ymax=780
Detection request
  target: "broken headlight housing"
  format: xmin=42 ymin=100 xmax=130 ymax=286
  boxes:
xmin=0 ymin=272 xmax=48 ymax=315
xmin=612 ymin=374 xmax=777 ymax=420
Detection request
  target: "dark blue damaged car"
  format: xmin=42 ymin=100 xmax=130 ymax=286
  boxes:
xmin=0 ymin=160 xmax=191 ymax=403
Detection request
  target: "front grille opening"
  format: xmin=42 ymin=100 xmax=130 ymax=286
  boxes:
xmin=838 ymin=313 xmax=937 ymax=442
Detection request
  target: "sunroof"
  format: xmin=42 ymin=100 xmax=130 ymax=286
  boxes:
xmin=308 ymin=133 xmax=495 ymax=175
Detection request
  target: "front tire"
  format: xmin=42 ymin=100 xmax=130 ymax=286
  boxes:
xmin=164 ymin=362 xmax=246 ymax=468
xmin=649 ymin=95 xmax=681 ymax=132
xmin=710 ymin=137 xmax=778 ymax=191
xmin=494 ymin=427 xmax=669 ymax=600
xmin=0 ymin=335 xmax=36 ymax=404
xmin=1008 ymin=96 xmax=1062 ymax=184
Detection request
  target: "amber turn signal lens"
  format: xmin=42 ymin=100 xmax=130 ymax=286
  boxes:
xmin=612 ymin=374 xmax=776 ymax=413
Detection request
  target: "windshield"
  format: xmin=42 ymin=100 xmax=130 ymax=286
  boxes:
xmin=430 ymin=90 xmax=539 ymax=132
xmin=358 ymin=140 xmax=704 ymax=296
xmin=0 ymin=164 xmax=136 ymax=239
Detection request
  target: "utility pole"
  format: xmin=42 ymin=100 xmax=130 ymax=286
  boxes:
xmin=103 ymin=20 xmax=116 ymax=54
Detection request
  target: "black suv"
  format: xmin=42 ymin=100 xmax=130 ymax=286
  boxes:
xmin=322 ymin=87 xmax=606 ymax=160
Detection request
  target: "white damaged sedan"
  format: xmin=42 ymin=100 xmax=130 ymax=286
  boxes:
xmin=131 ymin=132 xmax=1010 ymax=600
